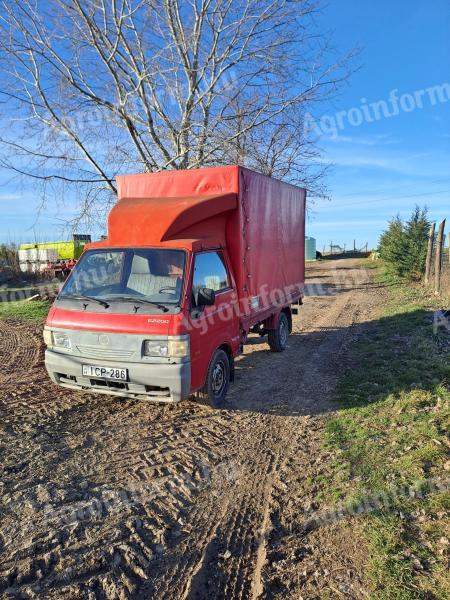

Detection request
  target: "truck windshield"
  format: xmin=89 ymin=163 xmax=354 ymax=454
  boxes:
xmin=59 ymin=248 xmax=186 ymax=307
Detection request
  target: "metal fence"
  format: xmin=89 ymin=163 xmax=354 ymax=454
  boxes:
xmin=320 ymin=241 xmax=370 ymax=257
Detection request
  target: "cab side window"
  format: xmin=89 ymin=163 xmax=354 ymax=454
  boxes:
xmin=192 ymin=251 xmax=230 ymax=305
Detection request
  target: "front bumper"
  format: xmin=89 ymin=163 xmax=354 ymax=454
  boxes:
xmin=45 ymin=349 xmax=190 ymax=402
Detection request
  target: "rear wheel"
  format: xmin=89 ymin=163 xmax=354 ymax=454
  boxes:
xmin=203 ymin=349 xmax=230 ymax=408
xmin=268 ymin=312 xmax=289 ymax=352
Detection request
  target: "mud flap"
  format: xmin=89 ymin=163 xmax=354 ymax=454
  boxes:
xmin=229 ymin=355 xmax=235 ymax=382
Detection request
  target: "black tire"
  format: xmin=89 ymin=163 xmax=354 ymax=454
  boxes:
xmin=203 ymin=349 xmax=230 ymax=408
xmin=268 ymin=312 xmax=289 ymax=352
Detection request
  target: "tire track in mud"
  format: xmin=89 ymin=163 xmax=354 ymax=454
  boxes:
xmin=0 ymin=260 xmax=379 ymax=599
xmin=1 ymin=390 xmax=241 ymax=597
xmin=0 ymin=317 xmax=95 ymax=427
xmin=257 ymin=270 xmax=382 ymax=599
xmin=0 ymin=319 xmax=42 ymax=386
xmin=137 ymin=265 xmax=377 ymax=599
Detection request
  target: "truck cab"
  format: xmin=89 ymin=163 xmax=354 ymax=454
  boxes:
xmin=45 ymin=242 xmax=240 ymax=406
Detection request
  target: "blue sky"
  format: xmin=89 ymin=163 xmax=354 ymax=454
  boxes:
xmin=0 ymin=0 xmax=449 ymax=249
xmin=307 ymin=0 xmax=450 ymax=251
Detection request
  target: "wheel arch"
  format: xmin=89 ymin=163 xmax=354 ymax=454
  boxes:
xmin=218 ymin=342 xmax=235 ymax=382
xmin=281 ymin=306 xmax=293 ymax=333
xmin=265 ymin=307 xmax=293 ymax=333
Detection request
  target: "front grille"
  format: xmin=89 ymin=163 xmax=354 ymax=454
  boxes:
xmin=76 ymin=345 xmax=136 ymax=360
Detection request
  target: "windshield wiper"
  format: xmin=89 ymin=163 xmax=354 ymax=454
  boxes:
xmin=62 ymin=294 xmax=110 ymax=308
xmin=106 ymin=296 xmax=169 ymax=312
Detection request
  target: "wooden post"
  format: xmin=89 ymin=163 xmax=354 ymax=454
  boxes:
xmin=424 ymin=223 xmax=436 ymax=285
xmin=434 ymin=219 xmax=446 ymax=295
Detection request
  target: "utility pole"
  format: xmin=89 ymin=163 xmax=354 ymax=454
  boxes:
xmin=434 ymin=219 xmax=446 ymax=295
xmin=424 ymin=223 xmax=436 ymax=285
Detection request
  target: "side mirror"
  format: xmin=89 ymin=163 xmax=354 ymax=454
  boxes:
xmin=197 ymin=287 xmax=216 ymax=307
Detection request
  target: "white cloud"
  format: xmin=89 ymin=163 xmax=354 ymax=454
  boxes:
xmin=0 ymin=194 xmax=23 ymax=201
xmin=325 ymin=146 xmax=450 ymax=178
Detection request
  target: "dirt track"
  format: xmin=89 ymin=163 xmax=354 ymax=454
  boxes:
xmin=0 ymin=259 xmax=382 ymax=599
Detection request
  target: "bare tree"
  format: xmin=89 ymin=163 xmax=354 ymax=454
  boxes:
xmin=0 ymin=0 xmax=354 ymax=227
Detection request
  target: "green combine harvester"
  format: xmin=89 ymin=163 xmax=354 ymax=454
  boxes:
xmin=19 ymin=234 xmax=91 ymax=278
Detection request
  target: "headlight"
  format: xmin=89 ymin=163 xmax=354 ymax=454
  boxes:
xmin=52 ymin=331 xmax=72 ymax=350
xmin=143 ymin=340 xmax=169 ymax=357
xmin=143 ymin=337 xmax=189 ymax=358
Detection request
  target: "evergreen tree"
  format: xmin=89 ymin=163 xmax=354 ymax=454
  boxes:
xmin=401 ymin=207 xmax=430 ymax=280
xmin=378 ymin=207 xmax=430 ymax=280
xmin=379 ymin=215 xmax=406 ymax=275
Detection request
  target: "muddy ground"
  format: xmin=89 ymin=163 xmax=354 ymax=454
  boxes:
xmin=0 ymin=259 xmax=383 ymax=599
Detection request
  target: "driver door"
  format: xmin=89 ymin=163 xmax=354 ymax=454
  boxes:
xmin=188 ymin=250 xmax=239 ymax=390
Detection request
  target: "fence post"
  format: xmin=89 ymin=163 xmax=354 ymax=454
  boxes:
xmin=424 ymin=223 xmax=436 ymax=285
xmin=434 ymin=219 xmax=446 ymax=295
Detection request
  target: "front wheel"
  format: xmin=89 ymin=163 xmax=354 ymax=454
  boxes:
xmin=268 ymin=312 xmax=289 ymax=352
xmin=203 ymin=349 xmax=230 ymax=408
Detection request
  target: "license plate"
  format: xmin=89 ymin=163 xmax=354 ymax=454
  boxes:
xmin=82 ymin=365 xmax=128 ymax=381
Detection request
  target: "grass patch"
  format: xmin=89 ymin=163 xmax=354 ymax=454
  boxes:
xmin=322 ymin=263 xmax=450 ymax=599
xmin=0 ymin=299 xmax=51 ymax=320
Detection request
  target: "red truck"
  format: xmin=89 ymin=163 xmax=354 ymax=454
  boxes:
xmin=44 ymin=166 xmax=305 ymax=407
